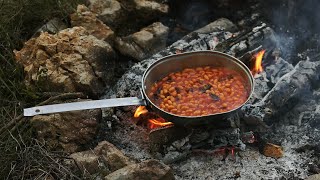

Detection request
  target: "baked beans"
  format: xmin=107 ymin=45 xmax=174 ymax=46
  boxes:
xmin=148 ymin=66 xmax=249 ymax=116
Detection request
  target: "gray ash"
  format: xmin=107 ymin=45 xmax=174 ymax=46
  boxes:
xmin=100 ymin=11 xmax=320 ymax=178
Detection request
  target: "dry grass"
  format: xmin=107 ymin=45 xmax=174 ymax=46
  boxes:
xmin=0 ymin=0 xmax=85 ymax=178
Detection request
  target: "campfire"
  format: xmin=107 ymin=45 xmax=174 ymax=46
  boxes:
xmin=131 ymin=49 xmax=263 ymax=160
xmin=106 ymin=14 xmax=320 ymax=177
xmin=16 ymin=0 xmax=320 ymax=179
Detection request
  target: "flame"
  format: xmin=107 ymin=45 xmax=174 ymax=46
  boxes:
xmin=134 ymin=106 xmax=174 ymax=130
xmin=253 ymin=50 xmax=266 ymax=74
xmin=134 ymin=106 xmax=148 ymax=118
xmin=148 ymin=118 xmax=174 ymax=129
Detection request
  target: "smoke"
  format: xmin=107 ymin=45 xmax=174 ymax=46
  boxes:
xmin=169 ymin=0 xmax=213 ymax=31
xmin=261 ymin=0 xmax=320 ymax=61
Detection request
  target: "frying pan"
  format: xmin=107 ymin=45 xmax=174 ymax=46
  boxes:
xmin=24 ymin=51 xmax=254 ymax=126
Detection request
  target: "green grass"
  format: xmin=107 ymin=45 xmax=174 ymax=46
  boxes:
xmin=0 ymin=0 xmax=85 ymax=178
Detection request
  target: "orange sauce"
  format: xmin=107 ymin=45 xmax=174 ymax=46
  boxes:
xmin=149 ymin=66 xmax=249 ymax=116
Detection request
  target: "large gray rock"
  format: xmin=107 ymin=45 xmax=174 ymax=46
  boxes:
xmin=115 ymin=22 xmax=169 ymax=60
xmin=306 ymin=174 xmax=320 ymax=180
xmin=88 ymin=0 xmax=168 ymax=31
xmin=14 ymin=27 xmax=116 ymax=97
xmin=94 ymin=141 xmax=132 ymax=172
xmin=69 ymin=141 xmax=132 ymax=177
xmin=70 ymin=150 xmax=100 ymax=174
xmin=31 ymin=100 xmax=101 ymax=153
xmin=133 ymin=0 xmax=168 ymax=15
xmin=71 ymin=5 xmax=115 ymax=44
xmin=88 ymin=0 xmax=124 ymax=29
xmin=105 ymin=159 xmax=175 ymax=180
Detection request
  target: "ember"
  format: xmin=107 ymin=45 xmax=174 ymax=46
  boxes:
xmin=193 ymin=146 xmax=237 ymax=158
xmin=252 ymin=50 xmax=266 ymax=75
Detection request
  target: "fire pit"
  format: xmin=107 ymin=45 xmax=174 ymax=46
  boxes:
xmin=100 ymin=16 xmax=320 ymax=178
xmin=17 ymin=0 xmax=320 ymax=179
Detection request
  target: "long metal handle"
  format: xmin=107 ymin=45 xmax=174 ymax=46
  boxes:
xmin=24 ymin=97 xmax=146 ymax=116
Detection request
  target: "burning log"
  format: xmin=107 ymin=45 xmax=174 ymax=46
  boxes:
xmin=265 ymin=57 xmax=294 ymax=84
xmin=149 ymin=126 xmax=191 ymax=155
xmin=149 ymin=126 xmax=250 ymax=164
xmin=242 ymin=60 xmax=320 ymax=125
xmin=215 ymin=23 xmax=277 ymax=58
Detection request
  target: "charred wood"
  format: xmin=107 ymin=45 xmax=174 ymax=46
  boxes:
xmin=242 ymin=60 xmax=320 ymax=126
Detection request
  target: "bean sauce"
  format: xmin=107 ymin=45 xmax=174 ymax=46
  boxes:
xmin=149 ymin=66 xmax=249 ymax=116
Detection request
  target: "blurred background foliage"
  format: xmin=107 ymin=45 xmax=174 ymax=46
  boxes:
xmin=0 ymin=0 xmax=85 ymax=178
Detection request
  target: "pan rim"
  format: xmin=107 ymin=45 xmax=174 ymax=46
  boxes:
xmin=141 ymin=50 xmax=255 ymax=119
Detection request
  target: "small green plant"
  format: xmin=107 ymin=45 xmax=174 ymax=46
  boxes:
xmin=0 ymin=0 xmax=85 ymax=178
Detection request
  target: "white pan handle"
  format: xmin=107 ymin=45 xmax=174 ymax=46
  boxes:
xmin=24 ymin=97 xmax=146 ymax=116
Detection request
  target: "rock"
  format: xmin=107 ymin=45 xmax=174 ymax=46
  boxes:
xmin=33 ymin=18 xmax=67 ymax=37
xmin=94 ymin=141 xmax=132 ymax=172
xmin=133 ymin=0 xmax=169 ymax=16
xmin=262 ymin=143 xmax=284 ymax=159
xmin=88 ymin=0 xmax=168 ymax=32
xmin=124 ymin=0 xmax=169 ymax=33
xmin=307 ymin=174 xmax=320 ymax=180
xmin=195 ymin=18 xmax=238 ymax=34
xmin=69 ymin=141 xmax=132 ymax=177
xmin=14 ymin=27 xmax=116 ymax=97
xmin=88 ymin=0 xmax=125 ymax=29
xmin=115 ymin=22 xmax=169 ymax=60
xmin=105 ymin=159 xmax=175 ymax=180
xmin=70 ymin=150 xmax=100 ymax=174
xmin=31 ymin=99 xmax=101 ymax=153
xmin=71 ymin=5 xmax=115 ymax=44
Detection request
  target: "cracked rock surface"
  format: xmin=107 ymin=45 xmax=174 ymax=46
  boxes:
xmin=31 ymin=99 xmax=101 ymax=153
xmin=14 ymin=27 xmax=116 ymax=97
xmin=115 ymin=22 xmax=169 ymax=60
xmin=71 ymin=5 xmax=115 ymax=44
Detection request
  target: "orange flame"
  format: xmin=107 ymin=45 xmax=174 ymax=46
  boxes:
xmin=253 ymin=50 xmax=266 ymax=74
xmin=134 ymin=106 xmax=148 ymax=118
xmin=134 ymin=106 xmax=174 ymax=130
xmin=148 ymin=118 xmax=174 ymax=129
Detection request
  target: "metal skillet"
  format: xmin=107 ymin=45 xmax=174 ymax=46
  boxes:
xmin=24 ymin=51 xmax=254 ymax=127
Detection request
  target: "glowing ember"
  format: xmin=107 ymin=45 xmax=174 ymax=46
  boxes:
xmin=148 ymin=118 xmax=174 ymax=129
xmin=252 ymin=50 xmax=266 ymax=75
xmin=134 ymin=106 xmax=148 ymax=118
xmin=214 ymin=147 xmax=236 ymax=156
xmin=231 ymin=148 xmax=235 ymax=156
xmin=193 ymin=146 xmax=237 ymax=158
